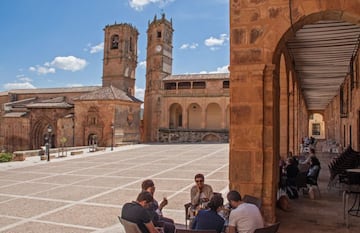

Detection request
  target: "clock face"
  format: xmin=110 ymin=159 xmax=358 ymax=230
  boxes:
xmin=155 ymin=45 xmax=162 ymax=52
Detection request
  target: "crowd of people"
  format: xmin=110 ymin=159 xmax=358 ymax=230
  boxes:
xmin=121 ymin=173 xmax=265 ymax=233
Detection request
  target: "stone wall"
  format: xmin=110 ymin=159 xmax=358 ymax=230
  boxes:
xmin=158 ymin=128 xmax=228 ymax=143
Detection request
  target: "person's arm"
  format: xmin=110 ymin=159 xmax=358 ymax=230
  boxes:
xmin=191 ymin=186 xmax=201 ymax=206
xmin=145 ymin=221 xmax=160 ymax=233
xmin=226 ymin=225 xmax=236 ymax=233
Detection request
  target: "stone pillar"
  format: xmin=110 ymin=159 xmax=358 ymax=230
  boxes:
xmin=229 ymin=64 xmax=277 ymax=222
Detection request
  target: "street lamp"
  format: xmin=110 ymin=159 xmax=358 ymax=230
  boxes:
xmin=111 ymin=123 xmax=114 ymax=151
xmin=47 ymin=125 xmax=52 ymax=161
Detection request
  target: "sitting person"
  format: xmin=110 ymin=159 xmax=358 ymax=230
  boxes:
xmin=142 ymin=179 xmax=175 ymax=233
xmin=226 ymin=190 xmax=264 ymax=233
xmin=190 ymin=173 xmax=214 ymax=210
xmin=121 ymin=191 xmax=160 ymax=233
xmin=306 ymin=156 xmax=321 ymax=186
xmin=284 ymin=157 xmax=300 ymax=199
xmin=191 ymin=194 xmax=225 ymax=233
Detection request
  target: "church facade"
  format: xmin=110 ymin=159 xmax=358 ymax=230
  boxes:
xmin=0 ymin=23 xmax=142 ymax=152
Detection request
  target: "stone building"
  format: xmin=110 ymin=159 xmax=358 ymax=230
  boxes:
xmin=0 ymin=23 xmax=142 ymax=152
xmin=143 ymin=14 xmax=230 ymax=143
xmin=229 ymin=0 xmax=360 ymax=223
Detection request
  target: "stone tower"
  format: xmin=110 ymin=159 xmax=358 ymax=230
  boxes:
xmin=102 ymin=23 xmax=139 ymax=95
xmin=143 ymin=14 xmax=174 ymax=142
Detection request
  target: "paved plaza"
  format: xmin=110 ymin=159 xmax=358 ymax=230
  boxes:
xmin=0 ymin=144 xmax=229 ymax=233
xmin=0 ymin=143 xmax=359 ymax=233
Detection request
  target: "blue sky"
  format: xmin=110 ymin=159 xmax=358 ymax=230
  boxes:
xmin=0 ymin=0 xmax=229 ymax=101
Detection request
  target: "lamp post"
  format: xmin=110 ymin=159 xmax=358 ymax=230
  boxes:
xmin=47 ymin=125 xmax=52 ymax=161
xmin=111 ymin=123 xmax=114 ymax=151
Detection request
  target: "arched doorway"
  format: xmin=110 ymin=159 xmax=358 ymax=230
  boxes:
xmin=169 ymin=103 xmax=183 ymax=128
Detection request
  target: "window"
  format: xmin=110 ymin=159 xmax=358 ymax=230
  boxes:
xmin=178 ymin=82 xmax=191 ymax=89
xmin=157 ymin=31 xmax=162 ymax=38
xmin=193 ymin=81 xmax=206 ymax=89
xmin=312 ymin=123 xmax=320 ymax=136
xmin=111 ymin=35 xmax=119 ymax=49
xmin=223 ymin=80 xmax=229 ymax=88
xmin=165 ymin=82 xmax=176 ymax=90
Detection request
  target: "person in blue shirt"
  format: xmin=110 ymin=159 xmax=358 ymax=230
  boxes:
xmin=191 ymin=193 xmax=225 ymax=233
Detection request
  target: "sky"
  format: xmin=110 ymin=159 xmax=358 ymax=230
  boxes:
xmin=0 ymin=0 xmax=229 ymax=101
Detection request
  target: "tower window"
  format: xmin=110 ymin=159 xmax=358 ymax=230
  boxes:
xmin=129 ymin=37 xmax=133 ymax=51
xmin=157 ymin=31 xmax=162 ymax=38
xmin=111 ymin=35 xmax=119 ymax=49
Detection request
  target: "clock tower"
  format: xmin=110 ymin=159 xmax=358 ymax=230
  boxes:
xmin=102 ymin=23 xmax=139 ymax=95
xmin=143 ymin=14 xmax=174 ymax=142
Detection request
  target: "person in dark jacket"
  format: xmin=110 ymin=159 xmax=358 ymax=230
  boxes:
xmin=192 ymin=194 xmax=225 ymax=233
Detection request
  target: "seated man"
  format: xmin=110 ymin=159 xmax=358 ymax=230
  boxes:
xmin=226 ymin=190 xmax=263 ymax=233
xmin=192 ymin=194 xmax=225 ymax=233
xmin=121 ymin=191 xmax=160 ymax=233
xmin=190 ymin=173 xmax=214 ymax=210
xmin=142 ymin=179 xmax=175 ymax=233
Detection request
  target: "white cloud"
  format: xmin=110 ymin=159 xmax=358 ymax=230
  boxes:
xmin=135 ymin=86 xmax=145 ymax=101
xmin=19 ymin=76 xmax=33 ymax=82
xmin=66 ymin=83 xmax=84 ymax=87
xmin=29 ymin=65 xmax=56 ymax=75
xmin=180 ymin=43 xmax=198 ymax=50
xmin=199 ymin=65 xmax=229 ymax=74
xmin=129 ymin=0 xmax=174 ymax=11
xmin=4 ymin=82 xmax=36 ymax=90
xmin=50 ymin=56 xmax=87 ymax=72
xmin=89 ymin=42 xmax=104 ymax=54
xmin=138 ymin=61 xmax=146 ymax=69
xmin=204 ymin=33 xmax=229 ymax=49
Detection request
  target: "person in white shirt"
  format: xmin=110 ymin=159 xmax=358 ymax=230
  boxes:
xmin=226 ymin=190 xmax=264 ymax=233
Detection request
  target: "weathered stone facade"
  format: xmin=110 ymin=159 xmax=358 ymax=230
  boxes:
xmin=0 ymin=23 xmax=142 ymax=152
xmin=229 ymin=0 xmax=360 ymax=223
xmin=143 ymin=14 xmax=230 ymax=143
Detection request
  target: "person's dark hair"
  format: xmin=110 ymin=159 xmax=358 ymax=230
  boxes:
xmin=207 ymin=194 xmax=224 ymax=211
xmin=136 ymin=191 xmax=153 ymax=203
xmin=141 ymin=179 xmax=154 ymax=191
xmin=194 ymin=173 xmax=205 ymax=180
xmin=310 ymin=156 xmax=321 ymax=168
xmin=227 ymin=190 xmax=242 ymax=202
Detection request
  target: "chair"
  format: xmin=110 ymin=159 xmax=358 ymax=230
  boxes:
xmin=176 ymin=229 xmax=217 ymax=233
xmin=254 ymin=222 xmax=280 ymax=233
xmin=184 ymin=202 xmax=193 ymax=229
xmin=243 ymin=194 xmax=262 ymax=209
xmin=118 ymin=216 xmax=142 ymax=233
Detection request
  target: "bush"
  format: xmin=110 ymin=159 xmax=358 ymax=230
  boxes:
xmin=0 ymin=153 xmax=13 ymax=163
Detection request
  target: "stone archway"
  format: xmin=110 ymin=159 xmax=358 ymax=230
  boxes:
xmin=230 ymin=0 xmax=360 ymax=222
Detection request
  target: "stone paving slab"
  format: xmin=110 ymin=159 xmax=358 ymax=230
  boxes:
xmin=0 ymin=144 xmax=229 ymax=233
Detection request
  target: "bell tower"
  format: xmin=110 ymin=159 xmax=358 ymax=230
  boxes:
xmin=143 ymin=14 xmax=174 ymax=142
xmin=102 ymin=23 xmax=139 ymax=95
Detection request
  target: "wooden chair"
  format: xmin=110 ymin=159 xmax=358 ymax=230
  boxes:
xmin=243 ymin=194 xmax=262 ymax=209
xmin=118 ymin=216 xmax=142 ymax=233
xmin=254 ymin=222 xmax=280 ymax=233
xmin=176 ymin=229 xmax=217 ymax=233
